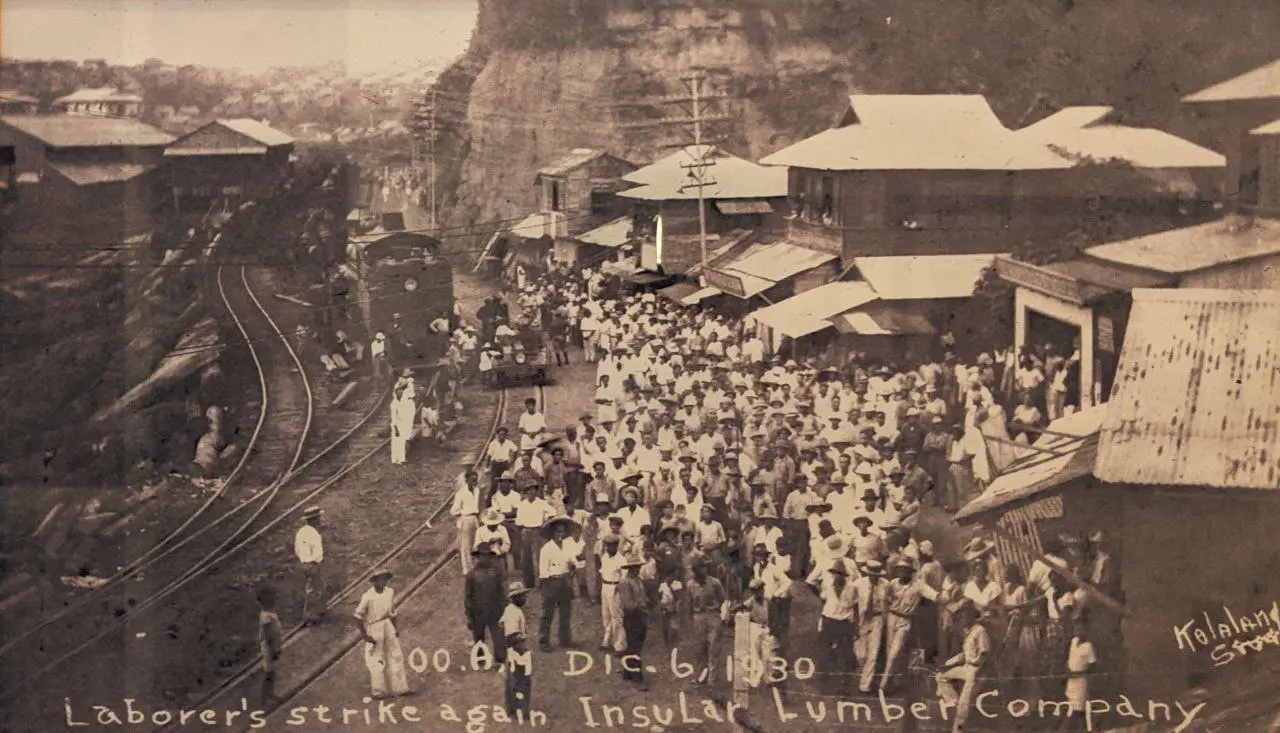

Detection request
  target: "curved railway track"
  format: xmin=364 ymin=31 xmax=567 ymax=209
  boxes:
xmin=164 ymin=381 xmax=545 ymax=732
xmin=0 ymin=267 xmax=386 ymax=718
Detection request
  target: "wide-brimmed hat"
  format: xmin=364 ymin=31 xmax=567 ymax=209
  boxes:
xmin=620 ymin=554 xmax=644 ymax=570
xmin=621 ymin=485 xmax=641 ymax=500
xmin=656 ymin=525 xmax=681 ymax=542
xmin=823 ymin=534 xmax=850 ymax=559
xmin=540 ymin=515 xmax=579 ymax=539
xmin=370 ymin=567 xmax=393 ymax=581
xmin=755 ymin=506 xmax=779 ymax=521
xmin=805 ymin=501 xmax=833 ymax=514
xmin=860 ymin=488 xmax=879 ymax=500
xmin=483 ymin=508 xmax=504 ymax=526
xmin=861 ymin=559 xmax=885 ymax=577
xmin=507 ymin=581 xmax=533 ymax=599
xmin=852 ymin=514 xmax=875 ymax=527
xmin=963 ymin=537 xmax=996 ymax=562
xmin=893 ymin=556 xmax=916 ymax=571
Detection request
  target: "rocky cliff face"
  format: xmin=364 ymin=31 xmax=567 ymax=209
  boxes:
xmin=432 ymin=0 xmax=1280 ymax=251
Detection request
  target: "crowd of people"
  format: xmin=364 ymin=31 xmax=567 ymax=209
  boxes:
xmin=447 ymin=260 xmax=1120 ymax=731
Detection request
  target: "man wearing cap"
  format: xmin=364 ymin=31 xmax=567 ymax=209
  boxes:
xmin=538 ymin=515 xmax=581 ymax=652
xmin=597 ymin=532 xmax=626 ymax=653
xmin=465 ymin=547 xmax=508 ymax=665
xmin=501 ymin=581 xmax=533 ymax=716
xmin=295 ymin=506 xmax=325 ymax=626
xmin=881 ymin=556 xmax=938 ymax=693
xmin=452 ymin=470 xmax=483 ymax=575
xmin=851 ymin=558 xmax=890 ymax=693
xmin=617 ymin=554 xmax=650 ymax=690
xmin=485 ymin=427 xmax=520 ymax=495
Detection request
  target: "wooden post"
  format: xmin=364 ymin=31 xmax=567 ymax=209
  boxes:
xmin=732 ymin=611 xmax=750 ymax=733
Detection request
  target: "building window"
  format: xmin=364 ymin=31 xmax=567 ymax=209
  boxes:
xmin=590 ymin=189 xmax=612 ymax=216
xmin=819 ymin=176 xmax=835 ymax=225
xmin=550 ymin=180 xmax=563 ymax=212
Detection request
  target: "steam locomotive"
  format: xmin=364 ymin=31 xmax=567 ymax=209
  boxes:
xmin=346 ymin=214 xmax=453 ymax=372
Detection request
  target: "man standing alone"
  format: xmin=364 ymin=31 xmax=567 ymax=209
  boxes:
xmin=295 ymin=506 xmax=325 ymax=625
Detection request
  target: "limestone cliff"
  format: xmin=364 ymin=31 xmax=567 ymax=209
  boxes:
xmin=430 ymin=0 xmax=1280 ymax=253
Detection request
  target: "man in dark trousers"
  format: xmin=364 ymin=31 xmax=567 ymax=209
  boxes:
xmin=617 ymin=554 xmax=650 ymax=691
xmin=257 ymin=585 xmax=284 ymax=705
xmin=465 ymin=547 xmax=509 ymax=665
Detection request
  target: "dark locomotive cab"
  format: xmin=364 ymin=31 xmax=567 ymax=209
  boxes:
xmin=348 ymin=217 xmax=453 ymax=371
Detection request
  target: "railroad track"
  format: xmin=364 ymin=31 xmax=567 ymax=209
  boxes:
xmin=0 ymin=267 xmax=391 ymax=724
xmin=170 ymin=381 xmax=546 ymax=733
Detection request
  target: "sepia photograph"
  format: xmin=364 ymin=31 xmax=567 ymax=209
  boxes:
xmin=1 ymin=0 xmax=1279 ymax=731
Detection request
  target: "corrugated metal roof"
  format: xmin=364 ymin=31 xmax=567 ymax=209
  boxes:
xmin=619 ymin=145 xmax=786 ymax=200
xmin=1 ymin=115 xmax=174 ymax=147
xmin=217 ymin=118 xmax=294 ymax=146
xmin=830 ymin=302 xmax=936 ymax=335
xmin=0 ymin=91 xmax=37 ymax=104
xmin=747 ymin=281 xmax=879 ymax=339
xmin=537 ymin=148 xmax=606 ymax=177
xmin=994 ymin=496 xmax=1063 ymax=579
xmin=713 ymin=241 xmax=837 ymax=298
xmin=1015 ymin=106 xmax=1225 ymax=169
xmin=854 ymin=254 xmax=996 ymax=300
xmin=507 ymin=212 xmax=561 ymax=239
xmin=1084 ymin=217 xmax=1280 ymax=275
xmin=164 ymin=146 xmax=269 ymax=156
xmin=658 ymin=282 xmax=721 ymax=306
xmin=715 ymin=199 xmax=774 ymax=215
xmin=575 ymin=216 xmax=632 ymax=248
xmin=53 ymin=87 xmax=143 ymax=104
xmin=48 ymin=162 xmax=155 ymax=186
xmin=760 ymin=95 xmax=1071 ymax=172
xmin=1184 ymin=59 xmax=1280 ymax=103
xmin=1095 ymin=289 xmax=1280 ymax=489
xmin=762 ymin=95 xmax=1222 ymax=172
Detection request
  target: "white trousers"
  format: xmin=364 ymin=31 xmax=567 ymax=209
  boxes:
xmin=601 ymin=584 xmax=624 ymax=651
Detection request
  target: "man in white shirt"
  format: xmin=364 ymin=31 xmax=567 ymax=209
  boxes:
xmin=517 ymin=398 xmax=548 ymax=448
xmin=486 ymin=427 xmax=519 ymax=498
xmin=451 ymin=470 xmax=482 ymax=575
xmin=295 ymin=506 xmax=325 ymax=625
xmin=616 ymin=487 xmax=651 ymax=541
xmin=514 ymin=485 xmax=554 ymax=588
xmin=597 ymin=533 xmax=626 ymax=652
xmin=538 ymin=516 xmax=582 ymax=652
xmin=475 ymin=508 xmax=512 ymax=558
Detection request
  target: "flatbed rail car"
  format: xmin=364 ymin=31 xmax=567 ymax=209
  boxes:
xmin=347 ymin=222 xmax=453 ymax=374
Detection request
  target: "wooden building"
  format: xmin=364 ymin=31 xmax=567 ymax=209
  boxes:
xmin=759 ymin=95 xmax=1225 ymax=266
xmin=1183 ymin=57 xmax=1280 ymax=213
xmin=52 ymin=87 xmax=143 ymax=118
xmin=486 ymin=148 xmax=636 ymax=272
xmin=0 ymin=115 xmax=173 ymax=241
xmin=957 ymin=288 xmax=1280 ymax=704
xmin=0 ymin=91 xmax=38 ymax=116
xmin=163 ymin=118 xmax=295 ymax=215
xmin=619 ymin=144 xmax=788 ymax=275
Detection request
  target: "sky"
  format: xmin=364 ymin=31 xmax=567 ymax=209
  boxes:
xmin=1 ymin=0 xmax=479 ymax=75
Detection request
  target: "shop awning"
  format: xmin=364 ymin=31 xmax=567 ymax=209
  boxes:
xmin=575 ymin=216 xmax=633 ymax=248
xmin=657 ymin=281 xmax=723 ymax=306
xmin=955 ymin=406 xmax=1106 ymax=524
xmin=830 ymin=302 xmax=936 ymax=335
xmin=746 ymin=281 xmax=879 ymax=339
xmin=623 ymin=270 xmax=669 ymax=286
xmin=706 ymin=241 xmax=838 ymax=299
xmin=715 ymin=199 xmax=774 ymax=216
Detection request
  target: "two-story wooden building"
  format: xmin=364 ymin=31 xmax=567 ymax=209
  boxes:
xmin=483 ymin=148 xmax=637 ymax=274
xmin=759 ymin=95 xmax=1224 ymax=265
xmin=162 ymin=118 xmax=295 ymax=216
xmin=1183 ymin=57 xmax=1280 ymax=213
xmin=618 ymin=144 xmax=789 ymax=276
xmin=52 ymin=87 xmax=144 ymax=118
xmin=0 ymin=115 xmax=174 ymax=245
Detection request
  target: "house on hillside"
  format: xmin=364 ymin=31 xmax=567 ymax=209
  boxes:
xmin=0 ymin=115 xmax=173 ymax=239
xmin=480 ymin=148 xmax=637 ymax=275
xmin=1183 ymin=57 xmax=1280 ymax=212
xmin=957 ymin=288 xmax=1280 ymax=706
xmin=163 ymin=118 xmax=295 ymax=215
xmin=53 ymin=87 xmax=144 ymax=118
xmin=0 ymin=91 xmax=38 ymax=115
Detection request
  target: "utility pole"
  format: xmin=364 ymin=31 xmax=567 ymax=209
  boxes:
xmin=616 ymin=68 xmax=731 ymax=272
xmin=427 ymin=88 xmax=438 ymax=232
